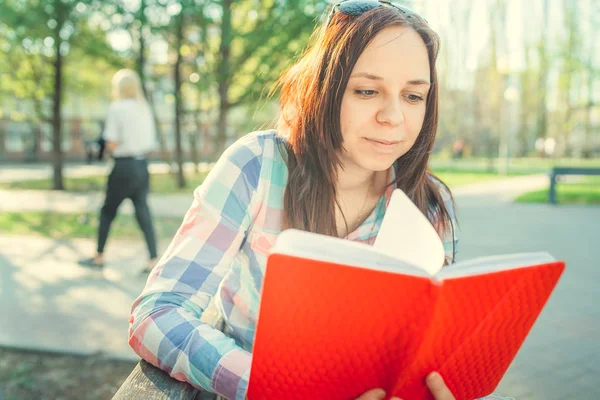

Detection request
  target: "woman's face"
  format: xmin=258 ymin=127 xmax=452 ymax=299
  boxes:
xmin=339 ymin=26 xmax=431 ymax=173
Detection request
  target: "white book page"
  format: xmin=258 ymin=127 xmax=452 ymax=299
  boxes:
xmin=271 ymin=230 xmax=556 ymax=281
xmin=438 ymin=252 xmax=556 ymax=280
xmin=271 ymin=229 xmax=429 ymax=277
xmin=373 ymin=189 xmax=446 ymax=276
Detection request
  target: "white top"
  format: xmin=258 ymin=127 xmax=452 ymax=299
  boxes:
xmin=103 ymin=99 xmax=157 ymax=158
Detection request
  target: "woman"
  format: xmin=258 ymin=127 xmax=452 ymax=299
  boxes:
xmin=79 ymin=69 xmax=158 ymax=271
xmin=128 ymin=2 xmax=500 ymax=399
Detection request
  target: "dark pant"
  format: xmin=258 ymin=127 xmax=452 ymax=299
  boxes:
xmin=97 ymin=158 xmax=157 ymax=259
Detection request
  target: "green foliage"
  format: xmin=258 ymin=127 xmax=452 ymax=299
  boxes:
xmin=515 ymin=177 xmax=600 ymax=205
xmin=432 ymin=170 xmax=518 ymax=188
xmin=225 ymin=0 xmax=324 ymax=107
xmin=0 ymin=0 xmax=126 ymax=120
xmin=1 ymin=0 xmax=597 ymax=164
xmin=178 ymin=0 xmax=324 ymax=111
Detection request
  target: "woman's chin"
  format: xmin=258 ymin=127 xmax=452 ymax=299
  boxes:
xmin=359 ymin=158 xmax=397 ymax=173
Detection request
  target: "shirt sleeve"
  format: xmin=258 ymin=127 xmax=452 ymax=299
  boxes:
xmin=102 ymin=103 xmax=120 ymax=143
xmin=128 ymin=134 xmax=263 ymax=400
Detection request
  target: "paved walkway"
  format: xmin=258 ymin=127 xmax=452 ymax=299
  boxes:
xmin=0 ymin=235 xmax=155 ymax=361
xmin=0 ymin=188 xmax=194 ymax=217
xmin=1 ymin=174 xmax=599 ymax=399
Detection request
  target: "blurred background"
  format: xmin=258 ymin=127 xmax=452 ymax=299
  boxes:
xmin=1 ymin=0 xmax=598 ymax=177
xmin=0 ymin=0 xmax=598 ymax=399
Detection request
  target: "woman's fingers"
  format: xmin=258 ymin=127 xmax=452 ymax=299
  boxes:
xmin=355 ymin=388 xmax=386 ymax=400
xmin=354 ymin=371 xmax=454 ymax=400
xmin=425 ymin=372 xmax=456 ymax=400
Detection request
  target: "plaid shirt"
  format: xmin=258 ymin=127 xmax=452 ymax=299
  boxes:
xmin=129 ymin=130 xmax=459 ymax=400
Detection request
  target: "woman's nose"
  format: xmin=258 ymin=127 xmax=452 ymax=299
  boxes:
xmin=376 ymin=100 xmax=404 ymax=126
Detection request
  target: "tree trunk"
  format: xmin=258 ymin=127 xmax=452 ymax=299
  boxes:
xmin=487 ymin=0 xmax=503 ymax=172
xmin=517 ymin=47 xmax=532 ymax=157
xmin=0 ymin=120 xmax=6 ymax=158
xmin=536 ymin=0 xmax=549 ymax=141
xmin=215 ymin=0 xmax=232 ymax=156
xmin=135 ymin=0 xmax=169 ymax=164
xmin=136 ymin=0 xmax=148 ymax=97
xmin=189 ymin=132 xmax=199 ymax=174
xmin=582 ymin=7 xmax=595 ymax=159
xmin=173 ymin=11 xmax=186 ymax=188
xmin=558 ymin=1 xmax=577 ymax=157
xmin=32 ymin=123 xmax=42 ymax=161
xmin=52 ymin=32 xmax=64 ymax=190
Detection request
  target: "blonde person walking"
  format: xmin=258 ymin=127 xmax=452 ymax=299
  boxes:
xmin=79 ymin=69 xmax=158 ymax=272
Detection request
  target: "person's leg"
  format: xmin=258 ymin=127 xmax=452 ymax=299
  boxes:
xmin=96 ymin=166 xmax=128 ymax=260
xmin=79 ymin=165 xmax=128 ymax=268
xmin=130 ymin=160 xmax=158 ymax=266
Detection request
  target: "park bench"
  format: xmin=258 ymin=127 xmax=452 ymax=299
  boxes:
xmin=548 ymin=167 xmax=600 ymax=204
xmin=113 ymin=307 xmax=224 ymax=400
xmin=112 ymin=358 xmax=216 ymax=400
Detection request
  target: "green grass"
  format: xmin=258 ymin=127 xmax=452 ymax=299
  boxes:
xmin=432 ymin=168 xmax=519 ymax=188
xmin=430 ymin=157 xmax=600 ymax=175
xmin=0 ymin=171 xmax=210 ymax=194
xmin=515 ymin=176 xmax=600 ymax=205
xmin=2 ymin=167 xmax=516 ymax=193
xmin=2 ymin=175 xmax=597 ymax=241
xmin=2 ymin=158 xmax=599 ymax=208
xmin=0 ymin=211 xmax=183 ymax=240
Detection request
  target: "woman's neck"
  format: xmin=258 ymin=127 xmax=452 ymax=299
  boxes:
xmin=337 ymin=164 xmax=374 ymax=192
xmin=336 ymin=163 xmax=389 ymax=195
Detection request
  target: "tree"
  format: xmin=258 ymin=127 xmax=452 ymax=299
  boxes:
xmin=172 ymin=2 xmax=187 ymax=188
xmin=582 ymin=0 xmax=598 ymax=157
xmin=535 ymin=0 xmax=550 ymax=142
xmin=0 ymin=0 xmax=120 ymax=189
xmin=556 ymin=0 xmax=580 ymax=155
xmin=209 ymin=0 xmax=323 ymax=155
xmin=516 ymin=43 xmax=535 ymax=157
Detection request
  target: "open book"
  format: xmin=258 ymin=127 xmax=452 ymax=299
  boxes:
xmin=247 ymin=189 xmax=565 ymax=400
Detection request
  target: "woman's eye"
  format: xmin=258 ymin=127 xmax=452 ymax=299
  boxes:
xmin=354 ymin=89 xmax=378 ymax=98
xmin=405 ymin=94 xmax=425 ymax=104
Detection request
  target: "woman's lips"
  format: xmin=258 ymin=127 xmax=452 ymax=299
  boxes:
xmin=364 ymin=138 xmax=400 ymax=153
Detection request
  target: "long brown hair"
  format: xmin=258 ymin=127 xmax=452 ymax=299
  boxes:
xmin=276 ymin=5 xmax=456 ymax=244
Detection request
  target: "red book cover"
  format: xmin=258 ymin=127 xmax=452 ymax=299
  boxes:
xmin=248 ymin=248 xmax=564 ymax=400
xmin=247 ymin=190 xmax=565 ymax=399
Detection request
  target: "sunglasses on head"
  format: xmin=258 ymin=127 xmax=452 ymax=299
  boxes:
xmin=325 ymin=0 xmax=428 ymax=27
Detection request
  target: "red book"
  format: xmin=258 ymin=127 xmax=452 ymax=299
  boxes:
xmin=247 ymin=190 xmax=565 ymax=400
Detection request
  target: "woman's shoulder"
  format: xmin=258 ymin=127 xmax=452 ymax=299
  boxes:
xmin=216 ymin=130 xmax=288 ymax=185
xmin=223 ymin=129 xmax=286 ymax=164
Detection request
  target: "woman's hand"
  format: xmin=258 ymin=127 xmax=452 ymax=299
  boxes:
xmin=355 ymin=388 xmax=387 ymax=400
xmin=356 ymin=372 xmax=456 ymax=400
xmin=422 ymin=372 xmax=456 ymax=400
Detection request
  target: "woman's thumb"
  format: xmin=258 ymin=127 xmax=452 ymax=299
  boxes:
xmin=355 ymin=388 xmax=386 ymax=400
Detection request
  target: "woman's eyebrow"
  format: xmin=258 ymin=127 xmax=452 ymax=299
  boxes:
xmin=350 ymin=72 xmax=383 ymax=80
xmin=406 ymin=79 xmax=431 ymax=86
xmin=350 ymin=73 xmax=431 ymax=86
